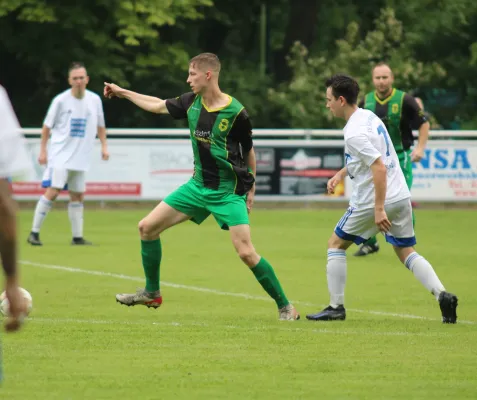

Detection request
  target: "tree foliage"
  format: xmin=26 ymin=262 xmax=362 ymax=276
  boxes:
xmin=269 ymin=8 xmax=446 ymax=128
xmin=0 ymin=0 xmax=212 ymax=126
xmin=1 ymin=0 xmax=477 ymax=128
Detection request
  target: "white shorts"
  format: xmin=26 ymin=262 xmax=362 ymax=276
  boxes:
xmin=42 ymin=167 xmax=86 ymax=193
xmin=0 ymin=135 xmax=32 ymax=178
xmin=335 ymin=198 xmax=416 ymax=248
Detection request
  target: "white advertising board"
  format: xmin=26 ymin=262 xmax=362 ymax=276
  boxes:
xmin=11 ymin=138 xmax=477 ymax=202
xmin=411 ymin=140 xmax=477 ymax=201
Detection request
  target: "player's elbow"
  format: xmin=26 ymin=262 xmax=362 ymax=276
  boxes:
xmin=154 ymin=99 xmax=168 ymax=114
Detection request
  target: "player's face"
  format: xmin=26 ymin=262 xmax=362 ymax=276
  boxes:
xmin=68 ymin=67 xmax=89 ymax=95
xmin=372 ymin=66 xmax=394 ymax=96
xmin=187 ymin=64 xmax=210 ymax=94
xmin=326 ymin=87 xmax=345 ymax=119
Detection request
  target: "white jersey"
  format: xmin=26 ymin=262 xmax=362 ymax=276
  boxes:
xmin=44 ymin=89 xmax=105 ymax=171
xmin=344 ymin=108 xmax=410 ymax=209
xmin=0 ymin=86 xmax=32 ymax=178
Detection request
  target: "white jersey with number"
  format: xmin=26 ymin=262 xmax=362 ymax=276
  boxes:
xmin=344 ymin=108 xmax=410 ymax=209
xmin=0 ymin=85 xmax=32 ymax=178
xmin=44 ymin=89 xmax=105 ymax=171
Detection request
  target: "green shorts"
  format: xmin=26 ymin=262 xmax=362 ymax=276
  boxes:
xmin=163 ymin=179 xmax=249 ymax=230
xmin=398 ymin=149 xmax=413 ymax=190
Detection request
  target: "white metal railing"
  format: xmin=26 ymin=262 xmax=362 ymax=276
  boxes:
xmin=21 ymin=128 xmax=477 ymax=138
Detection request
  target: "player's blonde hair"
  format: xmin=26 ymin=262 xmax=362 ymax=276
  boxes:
xmin=189 ymin=53 xmax=221 ymax=73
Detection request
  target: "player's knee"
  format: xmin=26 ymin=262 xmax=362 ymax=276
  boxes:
xmin=394 ymin=246 xmax=415 ymax=264
xmin=45 ymin=187 xmax=60 ymax=201
xmin=138 ymin=218 xmax=158 ymax=240
xmin=238 ymin=250 xmax=255 ymax=266
xmin=327 ymin=235 xmax=348 ymax=250
xmin=237 ymin=246 xmax=258 ymax=266
xmin=138 ymin=219 xmax=150 ymax=236
xmin=69 ymin=192 xmax=83 ymax=202
xmin=327 ymin=236 xmax=340 ymax=249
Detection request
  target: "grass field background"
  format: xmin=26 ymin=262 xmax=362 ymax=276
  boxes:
xmin=1 ymin=207 xmax=476 ymax=399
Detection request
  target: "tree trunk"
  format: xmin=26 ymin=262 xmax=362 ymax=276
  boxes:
xmin=273 ymin=0 xmax=320 ymax=82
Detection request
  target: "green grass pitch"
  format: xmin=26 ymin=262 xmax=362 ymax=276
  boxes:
xmin=1 ymin=207 xmax=476 ymax=399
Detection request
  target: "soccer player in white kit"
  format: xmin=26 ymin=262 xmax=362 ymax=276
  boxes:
xmin=306 ymin=75 xmax=458 ymax=324
xmin=0 ymin=85 xmax=31 ymax=333
xmin=27 ymin=62 xmax=109 ymax=246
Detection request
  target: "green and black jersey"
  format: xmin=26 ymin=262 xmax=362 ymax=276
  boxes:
xmin=165 ymin=92 xmax=254 ymax=195
xmin=359 ymin=89 xmax=427 ymax=152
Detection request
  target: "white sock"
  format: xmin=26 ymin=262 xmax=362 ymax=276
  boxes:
xmin=327 ymin=249 xmax=347 ymax=308
xmin=31 ymin=196 xmax=53 ymax=233
xmin=68 ymin=202 xmax=84 ymax=238
xmin=404 ymin=252 xmax=445 ymax=300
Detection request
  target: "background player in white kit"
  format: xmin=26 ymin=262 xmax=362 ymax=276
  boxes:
xmin=27 ymin=62 xmax=109 ymax=246
xmin=0 ymin=85 xmax=31 ymax=333
xmin=306 ymin=74 xmax=458 ymax=324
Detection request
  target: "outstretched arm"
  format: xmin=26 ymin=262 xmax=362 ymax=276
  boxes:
xmin=104 ymin=83 xmax=169 ymax=114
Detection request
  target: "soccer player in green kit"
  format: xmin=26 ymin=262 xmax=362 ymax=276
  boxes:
xmin=103 ymin=53 xmax=300 ymax=320
xmin=354 ymin=63 xmax=430 ymax=256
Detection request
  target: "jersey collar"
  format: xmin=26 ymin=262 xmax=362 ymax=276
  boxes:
xmin=374 ymin=88 xmax=396 ymax=105
xmin=201 ymin=95 xmax=232 ymax=112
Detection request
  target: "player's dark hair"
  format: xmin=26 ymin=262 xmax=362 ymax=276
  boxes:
xmin=68 ymin=61 xmax=86 ymax=74
xmin=189 ymin=53 xmax=221 ymax=73
xmin=325 ymin=74 xmax=360 ymax=105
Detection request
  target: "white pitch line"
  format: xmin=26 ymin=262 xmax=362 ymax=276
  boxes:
xmin=29 ymin=317 xmax=183 ymax=327
xmin=20 ymin=260 xmax=476 ymax=325
xmin=19 ymin=260 xmax=273 ymax=301
xmin=28 ymin=317 xmax=452 ymax=337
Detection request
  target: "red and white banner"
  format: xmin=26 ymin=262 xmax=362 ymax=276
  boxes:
xmin=12 ymin=182 xmax=141 ymax=197
xmin=12 ymin=139 xmax=193 ymax=200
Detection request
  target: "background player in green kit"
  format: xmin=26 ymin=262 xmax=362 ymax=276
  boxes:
xmin=354 ymin=63 xmax=430 ymax=257
xmin=103 ymin=53 xmax=300 ymax=320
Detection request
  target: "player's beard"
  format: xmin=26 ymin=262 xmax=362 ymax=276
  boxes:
xmin=377 ymin=86 xmax=392 ymax=98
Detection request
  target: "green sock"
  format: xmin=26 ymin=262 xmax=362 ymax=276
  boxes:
xmin=251 ymin=257 xmax=289 ymax=308
xmin=141 ymin=239 xmax=162 ymax=292
xmin=365 ymin=235 xmax=378 ymax=246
